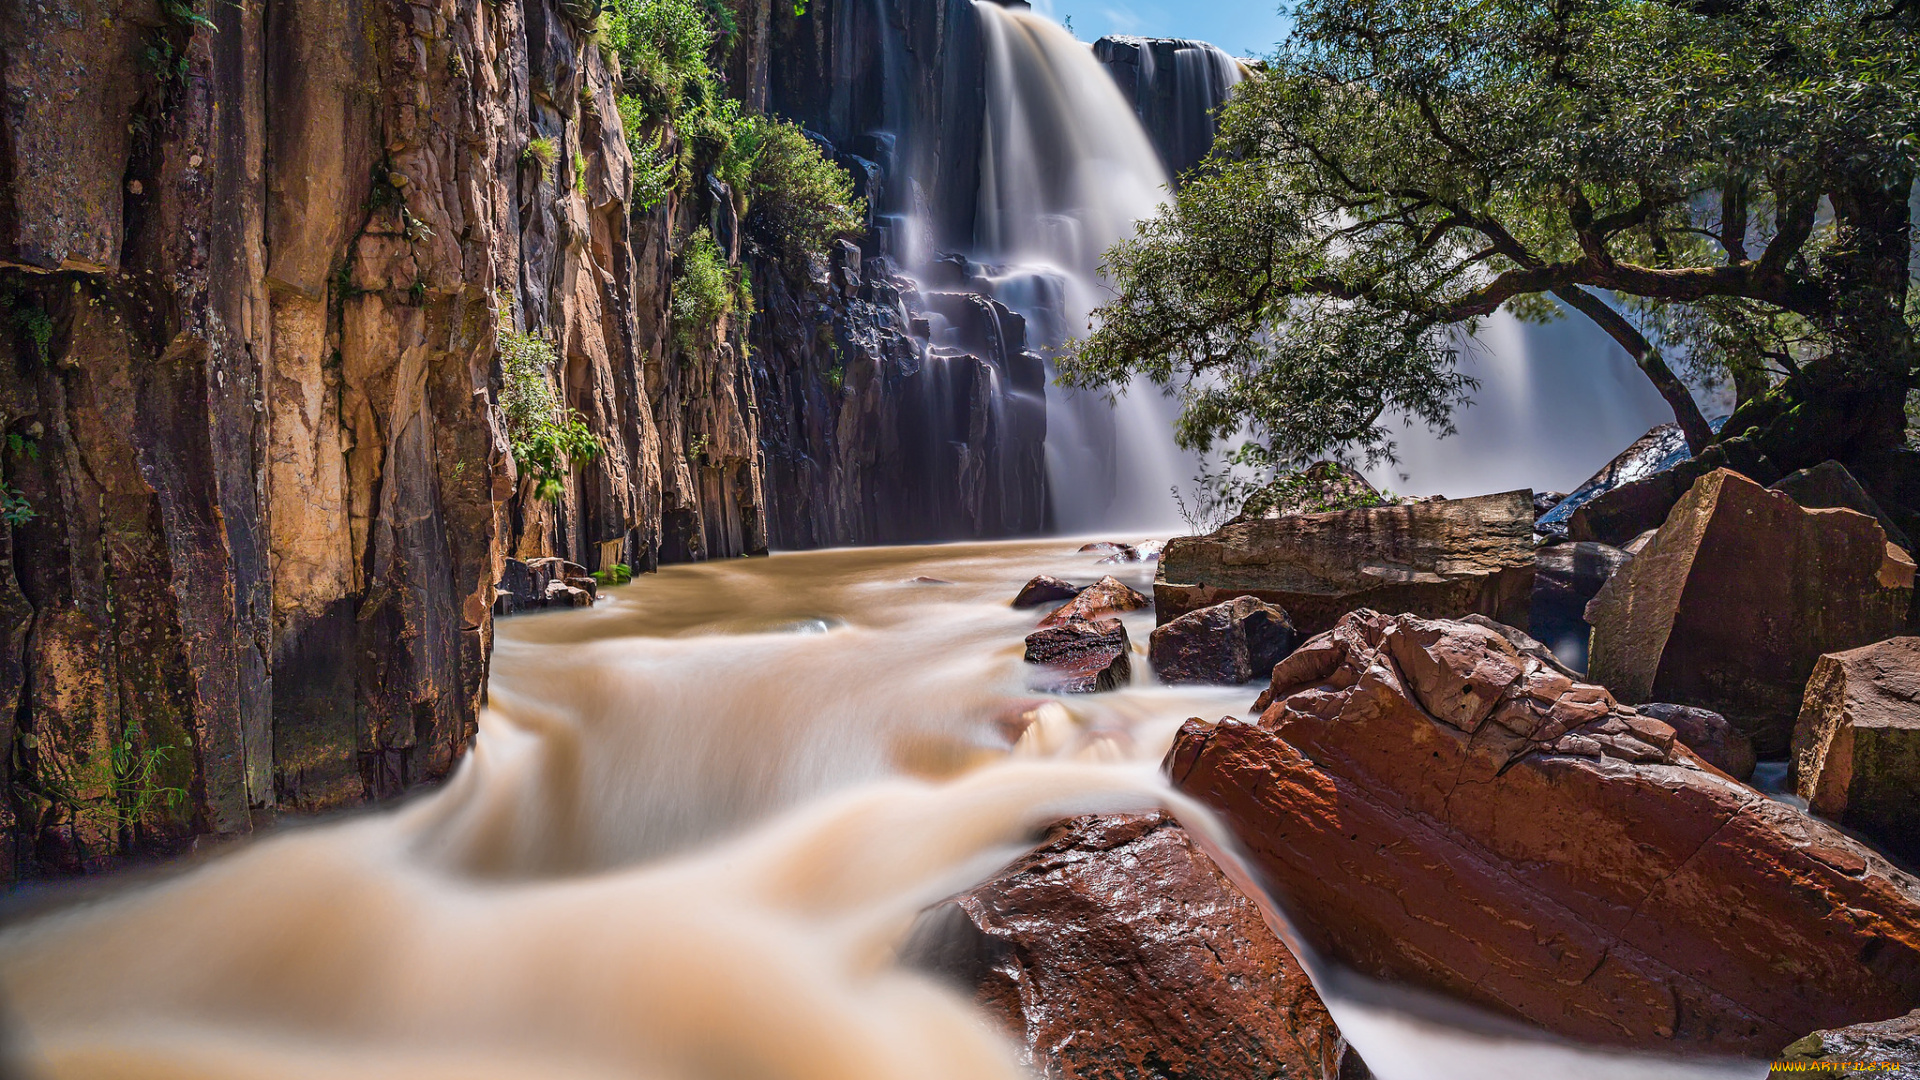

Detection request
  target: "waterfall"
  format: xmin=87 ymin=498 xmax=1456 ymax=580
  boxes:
xmin=1093 ymin=35 xmax=1247 ymax=181
xmin=970 ymin=3 xmax=1195 ymax=533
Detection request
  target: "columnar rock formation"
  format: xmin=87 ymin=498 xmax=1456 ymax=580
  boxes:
xmin=0 ymin=0 xmax=1079 ymax=873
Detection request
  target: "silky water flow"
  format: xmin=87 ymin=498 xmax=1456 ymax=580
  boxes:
xmin=0 ymin=541 xmax=1765 ymax=1079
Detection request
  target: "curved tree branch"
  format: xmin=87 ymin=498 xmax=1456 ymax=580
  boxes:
xmin=1552 ymin=286 xmax=1715 ymax=452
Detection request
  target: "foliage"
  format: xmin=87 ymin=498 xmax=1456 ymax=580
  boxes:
xmin=593 ymin=563 xmax=635 ymax=585
xmin=600 ymin=0 xmax=862 ymax=279
xmin=1064 ymin=0 xmax=1920 ymax=471
xmin=732 ymin=116 xmax=866 ymax=270
xmin=497 ymin=303 xmax=604 ymax=501
xmin=1 ymin=295 xmax=52 ymax=366
xmin=109 ymin=721 xmax=190 ymax=829
xmin=574 ymin=150 xmax=589 ymax=197
xmin=672 ymin=229 xmax=742 ymax=352
xmin=522 ymin=136 xmax=558 ymax=179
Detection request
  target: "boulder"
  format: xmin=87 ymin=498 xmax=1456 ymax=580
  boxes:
xmin=1793 ymin=638 xmax=1920 ymax=861
xmin=1532 ymin=491 xmax=1568 ymax=519
xmin=1037 ymin=575 xmax=1150 ymax=628
xmin=1536 ymin=423 xmax=1695 ymax=540
xmin=1529 ymin=541 xmax=1632 ymax=673
xmin=1024 ymin=619 xmax=1132 ymax=693
xmin=1772 ymin=460 xmax=1913 ymax=551
xmin=1011 ymin=575 xmax=1080 ymax=609
xmin=1639 ymin=703 xmax=1756 ymax=782
xmin=1168 ymin=609 xmax=1920 ymax=1055
xmin=1155 ymin=490 xmax=1536 ymax=637
xmin=1078 ymin=542 xmax=1137 ymax=557
xmin=1586 ymin=469 xmax=1914 ymax=756
xmin=906 ymin=812 xmax=1358 ymax=1080
xmin=1148 ymin=596 xmax=1297 ymax=685
xmin=1778 ymin=1010 xmax=1920 ymax=1078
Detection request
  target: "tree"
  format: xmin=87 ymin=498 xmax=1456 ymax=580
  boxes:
xmin=1063 ymin=0 xmax=1920 ymax=480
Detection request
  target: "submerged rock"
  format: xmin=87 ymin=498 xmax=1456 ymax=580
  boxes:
xmin=1639 ymin=703 xmax=1756 ymax=782
xmin=1156 ymin=490 xmax=1536 ymax=636
xmin=1587 ymin=469 xmax=1914 ymax=756
xmin=1779 ymin=1010 xmax=1920 ymax=1078
xmin=1794 ymin=637 xmax=1920 ymax=861
xmin=1024 ymin=619 xmax=1133 ymax=693
xmin=1037 ymin=575 xmax=1150 ymax=628
xmin=907 ymin=812 xmax=1355 ymax=1080
xmin=1169 ymin=609 xmax=1920 ymax=1055
xmin=1011 ymin=575 xmax=1080 ymax=608
xmin=1148 ymin=596 xmax=1297 ymax=685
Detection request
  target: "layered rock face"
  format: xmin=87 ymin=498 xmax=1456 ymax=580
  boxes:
xmin=1587 ymin=469 xmax=1914 ymax=756
xmin=908 ymin=812 xmax=1354 ymax=1080
xmin=1169 ymin=610 xmax=1920 ymax=1054
xmin=1092 ymin=37 xmax=1246 ymax=181
xmin=1155 ymin=490 xmax=1536 ymax=636
xmin=1794 ymin=637 xmax=1920 ymax=861
xmin=1024 ymin=619 xmax=1132 ymax=693
xmin=1779 ymin=1010 xmax=1920 ymax=1077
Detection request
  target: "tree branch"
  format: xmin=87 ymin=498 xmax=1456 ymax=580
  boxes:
xmin=1552 ymin=286 xmax=1715 ymax=452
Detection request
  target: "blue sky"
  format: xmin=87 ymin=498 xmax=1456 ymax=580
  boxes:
xmin=1029 ymin=0 xmax=1293 ymax=57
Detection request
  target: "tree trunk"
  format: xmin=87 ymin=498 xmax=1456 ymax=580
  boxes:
xmin=1553 ymin=286 xmax=1716 ymax=454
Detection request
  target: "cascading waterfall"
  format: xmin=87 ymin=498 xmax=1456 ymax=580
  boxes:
xmin=970 ymin=2 xmax=1196 ymax=533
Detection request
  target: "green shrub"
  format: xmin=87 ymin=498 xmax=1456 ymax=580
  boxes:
xmin=497 ymin=304 xmax=603 ymax=501
xmin=592 ymin=563 xmax=634 ymax=586
xmin=671 ymin=229 xmax=741 ymax=352
xmin=731 ymin=116 xmax=865 ymax=271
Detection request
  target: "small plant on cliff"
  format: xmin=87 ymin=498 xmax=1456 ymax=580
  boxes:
xmin=497 ymin=304 xmax=604 ymax=502
xmin=521 ymin=136 xmax=559 ymax=180
xmin=593 ymin=563 xmax=634 ymax=586
xmin=671 ymin=229 xmax=738 ymax=353
xmin=0 ymin=484 xmax=32 ymax=528
xmin=573 ymin=150 xmax=590 ymax=197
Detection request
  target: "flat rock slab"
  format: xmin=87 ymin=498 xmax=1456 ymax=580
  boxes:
xmin=1025 ymin=618 xmax=1132 ymax=693
xmin=1587 ymin=469 xmax=1914 ymax=757
xmin=1149 ymin=595 xmax=1297 ymax=685
xmin=906 ymin=812 xmax=1358 ymax=1080
xmin=1169 ymin=610 xmax=1920 ymax=1056
xmin=1795 ymin=637 xmax=1920 ymax=861
xmin=1155 ymin=490 xmax=1536 ymax=637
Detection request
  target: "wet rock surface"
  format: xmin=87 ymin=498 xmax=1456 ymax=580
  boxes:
xmin=1640 ymin=703 xmax=1756 ymax=781
xmin=1529 ymin=540 xmax=1632 ymax=673
xmin=1794 ymin=637 xmax=1920 ymax=862
xmin=1156 ymin=490 xmax=1536 ymax=636
xmin=1024 ymin=619 xmax=1133 ymax=693
xmin=1169 ymin=609 xmax=1920 ymax=1055
xmin=908 ymin=812 xmax=1353 ymax=1080
xmin=1037 ymin=575 xmax=1150 ymax=629
xmin=1587 ymin=469 xmax=1915 ymax=757
xmin=1012 ymin=575 xmax=1081 ymax=608
xmin=1778 ymin=1009 xmax=1920 ymax=1078
xmin=1148 ymin=596 xmax=1297 ymax=686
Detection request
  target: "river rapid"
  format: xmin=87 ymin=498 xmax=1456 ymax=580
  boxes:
xmin=0 ymin=540 xmax=1766 ymax=1079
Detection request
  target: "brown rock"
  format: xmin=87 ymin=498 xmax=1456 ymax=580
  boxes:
xmin=1012 ymin=575 xmax=1080 ymax=609
xmin=1587 ymin=469 xmax=1914 ymax=756
xmin=1148 ymin=596 xmax=1297 ymax=685
xmin=1777 ymin=1009 xmax=1920 ymax=1078
xmin=1155 ymin=490 xmax=1536 ymax=636
xmin=1639 ymin=703 xmax=1757 ymax=781
xmin=1794 ymin=638 xmax=1920 ymax=861
xmin=908 ymin=812 xmax=1353 ymax=1080
xmin=1773 ymin=460 xmax=1913 ymax=551
xmin=1037 ymin=575 xmax=1149 ymax=628
xmin=1079 ymin=541 xmax=1137 ymax=557
xmin=1169 ymin=609 xmax=1920 ymax=1055
xmin=1024 ymin=619 xmax=1133 ymax=693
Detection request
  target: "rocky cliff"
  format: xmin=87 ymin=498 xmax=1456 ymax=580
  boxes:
xmin=0 ymin=0 xmax=1076 ymax=876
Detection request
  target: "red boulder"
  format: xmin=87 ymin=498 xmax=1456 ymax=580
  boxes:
xmin=1024 ymin=618 xmax=1133 ymax=693
xmin=1037 ymin=575 xmax=1149 ymax=628
xmin=1169 ymin=609 xmax=1920 ymax=1055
